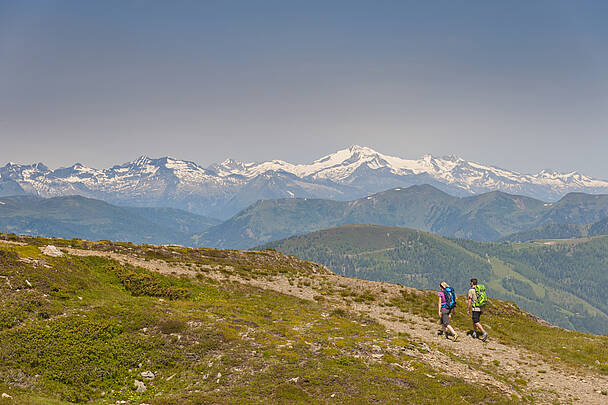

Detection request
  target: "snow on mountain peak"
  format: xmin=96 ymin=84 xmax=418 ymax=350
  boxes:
xmin=2 ymin=146 xmax=608 ymax=218
xmin=132 ymin=155 xmax=152 ymax=166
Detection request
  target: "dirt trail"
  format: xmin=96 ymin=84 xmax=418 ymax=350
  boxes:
xmin=0 ymin=240 xmax=27 ymax=246
xmin=64 ymin=247 xmax=608 ymax=404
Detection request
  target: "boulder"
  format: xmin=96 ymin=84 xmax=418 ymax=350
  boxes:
xmin=40 ymin=245 xmax=64 ymax=257
xmin=134 ymin=379 xmax=146 ymax=393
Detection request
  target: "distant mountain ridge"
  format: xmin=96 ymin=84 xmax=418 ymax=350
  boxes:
xmin=3 ymin=145 xmax=608 ymax=219
xmin=197 ymin=185 xmax=608 ymax=249
xmin=4 ymin=185 xmax=608 ymax=250
xmin=500 ymin=216 xmax=608 ymax=242
xmin=0 ymin=195 xmax=219 ymax=245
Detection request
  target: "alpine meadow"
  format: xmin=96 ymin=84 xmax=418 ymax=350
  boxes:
xmin=2 ymin=2 xmax=608 ymax=404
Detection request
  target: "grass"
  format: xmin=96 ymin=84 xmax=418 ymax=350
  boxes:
xmin=390 ymin=289 xmax=608 ymax=374
xmin=0 ymin=238 xmax=523 ymax=404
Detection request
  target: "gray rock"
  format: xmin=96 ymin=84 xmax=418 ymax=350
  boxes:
xmin=40 ymin=245 xmax=64 ymax=257
xmin=140 ymin=370 xmax=155 ymax=379
xmin=134 ymin=380 xmax=146 ymax=393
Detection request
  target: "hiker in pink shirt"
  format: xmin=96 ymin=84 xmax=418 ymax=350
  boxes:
xmin=437 ymin=281 xmax=458 ymax=341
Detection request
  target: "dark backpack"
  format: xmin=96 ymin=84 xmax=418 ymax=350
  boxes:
xmin=443 ymin=287 xmax=457 ymax=309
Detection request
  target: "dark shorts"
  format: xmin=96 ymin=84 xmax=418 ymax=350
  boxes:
xmin=441 ymin=307 xmax=452 ymax=326
xmin=472 ymin=309 xmax=482 ymax=324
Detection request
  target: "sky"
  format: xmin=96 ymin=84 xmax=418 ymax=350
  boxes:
xmin=1 ymin=1 xmax=607 ymax=177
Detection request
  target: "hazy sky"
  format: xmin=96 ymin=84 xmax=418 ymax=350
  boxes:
xmin=1 ymin=1 xmax=607 ymax=177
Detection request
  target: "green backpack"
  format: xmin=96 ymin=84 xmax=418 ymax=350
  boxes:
xmin=475 ymin=284 xmax=487 ymax=307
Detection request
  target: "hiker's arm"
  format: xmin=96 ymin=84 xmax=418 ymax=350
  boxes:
xmin=438 ymin=296 xmax=442 ymax=316
xmin=467 ymin=297 xmax=472 ymax=313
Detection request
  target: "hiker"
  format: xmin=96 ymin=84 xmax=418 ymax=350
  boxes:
xmin=437 ymin=281 xmax=458 ymax=341
xmin=467 ymin=278 xmax=488 ymax=342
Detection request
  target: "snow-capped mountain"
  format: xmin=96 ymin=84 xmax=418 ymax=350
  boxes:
xmin=2 ymin=145 xmax=608 ymax=219
xmin=210 ymin=145 xmax=608 ymax=201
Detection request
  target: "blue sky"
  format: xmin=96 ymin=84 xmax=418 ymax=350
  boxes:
xmin=1 ymin=1 xmax=607 ymax=177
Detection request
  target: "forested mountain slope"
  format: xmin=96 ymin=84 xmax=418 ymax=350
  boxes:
xmin=499 ymin=214 xmax=608 ymax=243
xmin=263 ymin=225 xmax=608 ymax=334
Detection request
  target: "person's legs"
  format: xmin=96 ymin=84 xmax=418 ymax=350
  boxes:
xmin=441 ymin=309 xmax=449 ymax=333
xmin=442 ymin=309 xmax=458 ymax=340
xmin=472 ymin=311 xmax=486 ymax=338
xmin=473 ymin=310 xmax=488 ymax=341
xmin=471 ymin=311 xmax=479 ymax=336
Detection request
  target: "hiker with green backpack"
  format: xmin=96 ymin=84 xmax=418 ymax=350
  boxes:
xmin=467 ymin=278 xmax=489 ymax=342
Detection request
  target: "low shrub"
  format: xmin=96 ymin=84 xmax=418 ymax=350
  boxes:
xmin=109 ymin=264 xmax=190 ymax=299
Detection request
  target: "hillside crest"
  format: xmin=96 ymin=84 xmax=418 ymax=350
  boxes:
xmin=0 ymin=235 xmax=606 ymax=404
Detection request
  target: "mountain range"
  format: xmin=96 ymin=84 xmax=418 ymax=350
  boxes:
xmin=0 ymin=195 xmax=218 ymax=245
xmin=3 ymin=145 xmax=608 ymax=219
xmin=199 ymin=185 xmax=608 ymax=249
xmin=4 ymin=185 xmax=608 ymax=250
xmin=499 ymin=216 xmax=608 ymax=242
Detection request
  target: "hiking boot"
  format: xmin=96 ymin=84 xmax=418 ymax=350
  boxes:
xmin=452 ymin=333 xmax=459 ymax=342
xmin=471 ymin=331 xmax=478 ymax=339
xmin=481 ymin=332 xmax=489 ymax=342
xmin=437 ymin=330 xmax=444 ymax=336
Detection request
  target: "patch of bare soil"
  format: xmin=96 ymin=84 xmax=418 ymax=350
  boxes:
xmin=0 ymin=240 xmax=27 ymax=246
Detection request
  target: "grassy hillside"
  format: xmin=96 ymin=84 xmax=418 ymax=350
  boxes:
xmin=263 ymin=225 xmax=608 ymax=334
xmin=197 ymin=185 xmax=608 ymax=249
xmin=1 ymin=235 xmax=607 ymax=404
xmin=0 ymin=195 xmax=219 ymax=245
